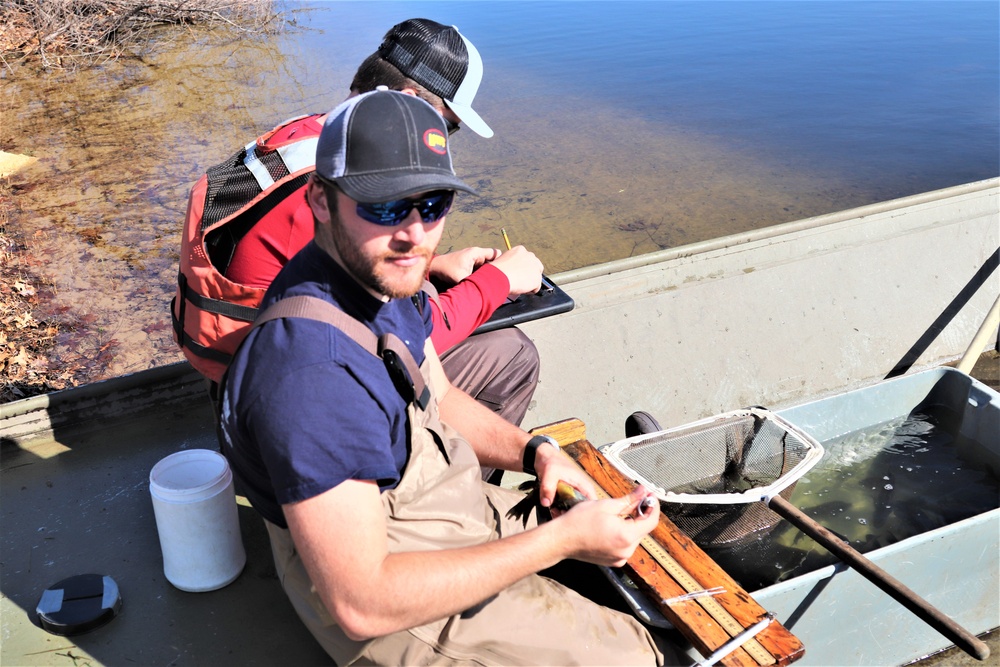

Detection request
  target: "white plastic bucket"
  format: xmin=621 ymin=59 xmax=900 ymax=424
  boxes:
xmin=149 ymin=449 xmax=246 ymax=592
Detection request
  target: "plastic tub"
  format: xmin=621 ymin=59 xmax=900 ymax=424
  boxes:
xmin=149 ymin=449 xmax=246 ymax=592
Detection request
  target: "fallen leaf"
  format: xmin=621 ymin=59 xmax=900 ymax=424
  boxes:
xmin=12 ymin=347 xmax=29 ymax=366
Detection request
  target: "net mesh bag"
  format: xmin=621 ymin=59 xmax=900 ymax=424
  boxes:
xmin=603 ymin=408 xmax=824 ymax=547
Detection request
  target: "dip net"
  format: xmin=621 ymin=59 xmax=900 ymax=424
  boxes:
xmin=603 ymin=408 xmax=825 ymax=547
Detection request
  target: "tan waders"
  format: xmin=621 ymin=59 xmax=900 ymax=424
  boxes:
xmin=265 ymin=350 xmax=672 ymax=666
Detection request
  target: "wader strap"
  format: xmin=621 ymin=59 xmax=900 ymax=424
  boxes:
xmin=420 ymin=279 xmax=439 ymax=304
xmin=415 ymin=279 xmax=447 ymax=330
xmin=254 ymin=295 xmax=429 ymax=409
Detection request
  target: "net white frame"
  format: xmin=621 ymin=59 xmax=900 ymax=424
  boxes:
xmin=602 ymin=407 xmax=826 ymax=505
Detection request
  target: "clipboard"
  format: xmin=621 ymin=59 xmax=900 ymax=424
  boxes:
xmin=473 ymin=275 xmax=574 ymax=334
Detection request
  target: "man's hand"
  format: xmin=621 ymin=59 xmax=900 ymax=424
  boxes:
xmin=428 ymin=247 xmax=502 ymax=285
xmin=529 ymin=444 xmax=658 ymax=567
xmin=531 ymin=442 xmax=597 ymax=507
xmin=427 ymin=245 xmax=543 ymax=297
xmin=490 ymin=245 xmax=543 ymax=296
xmin=552 ymin=485 xmax=660 ymax=567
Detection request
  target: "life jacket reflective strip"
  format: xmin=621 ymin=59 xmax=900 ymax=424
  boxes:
xmin=172 ymin=113 xmax=326 ymax=383
xmin=172 ymin=113 xmax=441 ymax=384
xmin=243 ymin=134 xmax=318 ymax=191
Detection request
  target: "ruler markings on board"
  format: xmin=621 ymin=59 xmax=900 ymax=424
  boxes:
xmin=637 ymin=534 xmax=773 ymax=666
xmin=591 ymin=486 xmax=773 ymax=666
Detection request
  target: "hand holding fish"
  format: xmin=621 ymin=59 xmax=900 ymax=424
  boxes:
xmin=552 ymin=484 xmax=660 ymax=567
xmin=507 ymin=477 xmax=659 ymax=567
xmin=531 ymin=441 xmax=597 ymax=508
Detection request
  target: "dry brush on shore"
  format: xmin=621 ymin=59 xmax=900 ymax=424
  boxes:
xmin=1 ymin=0 xmax=281 ymax=401
xmin=0 ymin=186 xmax=62 ymax=402
xmin=1 ymin=0 xmax=280 ymax=71
xmin=1 ymin=177 xmax=120 ymax=402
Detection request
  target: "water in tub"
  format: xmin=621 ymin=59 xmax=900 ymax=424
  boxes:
xmin=703 ymin=405 xmax=999 ymax=591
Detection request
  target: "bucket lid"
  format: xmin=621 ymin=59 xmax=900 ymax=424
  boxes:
xmin=36 ymin=574 xmax=121 ymax=636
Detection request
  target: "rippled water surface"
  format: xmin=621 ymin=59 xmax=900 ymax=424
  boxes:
xmin=2 ymin=0 xmax=997 ymax=379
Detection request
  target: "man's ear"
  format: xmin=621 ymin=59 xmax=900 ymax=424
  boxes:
xmin=306 ymin=177 xmax=333 ymax=225
xmin=397 ymin=87 xmax=419 ymax=98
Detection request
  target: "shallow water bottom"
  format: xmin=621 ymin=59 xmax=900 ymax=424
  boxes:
xmin=1 ymin=24 xmax=971 ymax=385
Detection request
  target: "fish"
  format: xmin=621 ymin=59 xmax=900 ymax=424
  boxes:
xmin=506 ymin=480 xmax=587 ymax=526
xmin=506 ymin=480 xmax=657 ymax=526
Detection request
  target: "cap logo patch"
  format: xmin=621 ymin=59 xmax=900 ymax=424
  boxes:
xmin=424 ymin=129 xmax=447 ymax=155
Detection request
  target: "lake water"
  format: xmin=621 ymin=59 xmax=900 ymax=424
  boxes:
xmin=2 ymin=0 xmax=997 ymax=380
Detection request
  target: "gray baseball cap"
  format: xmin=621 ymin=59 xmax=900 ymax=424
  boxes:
xmin=315 ymin=90 xmax=476 ymax=203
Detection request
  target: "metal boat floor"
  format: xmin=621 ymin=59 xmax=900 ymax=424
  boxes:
xmin=2 ymin=355 xmax=998 ymax=666
xmin=1 ymin=365 xmax=330 ymax=666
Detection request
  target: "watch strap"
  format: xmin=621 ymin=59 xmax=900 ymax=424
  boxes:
xmin=522 ymin=434 xmax=557 ymax=476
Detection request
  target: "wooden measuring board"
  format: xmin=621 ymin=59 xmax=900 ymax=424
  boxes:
xmin=531 ymin=419 xmax=805 ymax=667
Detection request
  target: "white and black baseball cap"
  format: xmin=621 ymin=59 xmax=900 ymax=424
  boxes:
xmin=315 ymin=90 xmax=477 ymax=203
xmin=378 ymin=18 xmax=494 ymax=138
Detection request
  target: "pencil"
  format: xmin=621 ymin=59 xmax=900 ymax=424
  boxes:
xmin=500 ymin=227 xmax=555 ymax=292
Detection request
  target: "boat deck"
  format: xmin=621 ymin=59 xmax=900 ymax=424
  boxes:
xmin=1 ymin=368 xmax=330 ymax=665
xmin=2 ymin=353 xmax=997 ymax=666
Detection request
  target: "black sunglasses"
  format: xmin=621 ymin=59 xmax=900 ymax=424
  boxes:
xmin=355 ymin=190 xmax=455 ymax=226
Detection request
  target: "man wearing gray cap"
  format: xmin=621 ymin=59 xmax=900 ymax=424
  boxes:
xmin=219 ymin=90 xmax=675 ymax=665
xmin=175 ymin=20 xmax=543 ymax=464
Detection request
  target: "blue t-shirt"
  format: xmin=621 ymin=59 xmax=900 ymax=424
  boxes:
xmin=219 ymin=241 xmax=433 ymax=528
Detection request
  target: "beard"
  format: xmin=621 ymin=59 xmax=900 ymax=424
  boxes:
xmin=326 ymin=216 xmax=433 ymax=299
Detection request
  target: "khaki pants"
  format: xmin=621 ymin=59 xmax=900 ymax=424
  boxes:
xmin=266 ymin=492 xmax=673 ymax=666
xmin=440 ymin=327 xmax=539 ymax=428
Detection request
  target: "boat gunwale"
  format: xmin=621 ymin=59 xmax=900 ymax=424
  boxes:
xmin=554 ymin=177 xmax=1000 ymax=285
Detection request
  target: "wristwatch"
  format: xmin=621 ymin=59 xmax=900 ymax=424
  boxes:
xmin=522 ymin=435 xmax=559 ymax=476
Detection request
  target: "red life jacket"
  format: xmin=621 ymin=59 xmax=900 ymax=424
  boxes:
xmin=172 ymin=113 xmax=442 ymax=384
xmin=171 ymin=114 xmax=326 ymax=383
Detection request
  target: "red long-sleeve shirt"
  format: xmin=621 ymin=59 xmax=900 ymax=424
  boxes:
xmin=428 ymin=263 xmax=509 ymax=351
